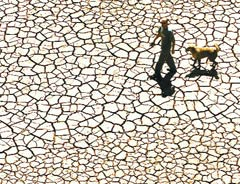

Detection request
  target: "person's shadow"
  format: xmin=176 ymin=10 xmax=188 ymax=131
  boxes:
xmin=155 ymin=71 xmax=176 ymax=97
xmin=186 ymin=67 xmax=219 ymax=79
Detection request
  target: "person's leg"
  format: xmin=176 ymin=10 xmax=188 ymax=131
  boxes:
xmin=166 ymin=53 xmax=176 ymax=73
xmin=154 ymin=53 xmax=166 ymax=79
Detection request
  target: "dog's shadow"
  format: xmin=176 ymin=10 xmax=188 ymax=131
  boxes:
xmin=155 ymin=71 xmax=175 ymax=97
xmin=186 ymin=67 xmax=219 ymax=79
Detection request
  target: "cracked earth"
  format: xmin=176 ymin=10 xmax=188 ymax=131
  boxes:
xmin=0 ymin=0 xmax=239 ymax=183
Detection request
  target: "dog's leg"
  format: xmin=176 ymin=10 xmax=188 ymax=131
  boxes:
xmin=197 ymin=59 xmax=201 ymax=69
xmin=209 ymin=54 xmax=217 ymax=69
xmin=193 ymin=59 xmax=197 ymax=68
xmin=211 ymin=59 xmax=217 ymax=69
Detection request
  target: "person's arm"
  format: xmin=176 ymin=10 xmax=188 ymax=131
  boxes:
xmin=152 ymin=33 xmax=161 ymax=44
xmin=150 ymin=33 xmax=162 ymax=47
xmin=150 ymin=27 xmax=162 ymax=46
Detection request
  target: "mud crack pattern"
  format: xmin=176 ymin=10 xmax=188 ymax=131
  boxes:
xmin=0 ymin=0 xmax=239 ymax=183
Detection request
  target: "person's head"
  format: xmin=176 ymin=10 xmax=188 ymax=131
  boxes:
xmin=161 ymin=19 xmax=169 ymax=29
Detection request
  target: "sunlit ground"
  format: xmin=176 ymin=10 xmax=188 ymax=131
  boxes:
xmin=0 ymin=0 xmax=239 ymax=183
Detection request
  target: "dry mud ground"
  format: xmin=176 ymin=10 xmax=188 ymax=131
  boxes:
xmin=0 ymin=0 xmax=239 ymax=183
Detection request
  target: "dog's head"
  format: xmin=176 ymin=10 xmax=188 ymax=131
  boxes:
xmin=186 ymin=46 xmax=196 ymax=53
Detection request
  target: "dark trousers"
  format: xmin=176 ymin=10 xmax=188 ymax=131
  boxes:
xmin=155 ymin=51 xmax=176 ymax=79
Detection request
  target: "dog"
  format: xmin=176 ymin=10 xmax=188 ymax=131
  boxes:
xmin=186 ymin=44 xmax=220 ymax=68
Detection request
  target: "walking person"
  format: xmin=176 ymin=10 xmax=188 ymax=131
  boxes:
xmin=150 ymin=18 xmax=177 ymax=80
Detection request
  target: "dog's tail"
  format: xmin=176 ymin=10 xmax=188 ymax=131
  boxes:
xmin=214 ymin=43 xmax=220 ymax=52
